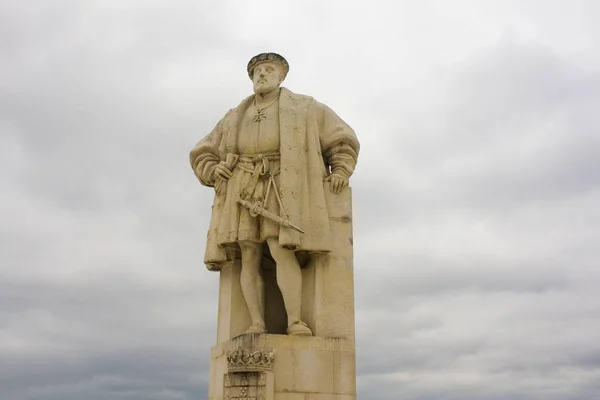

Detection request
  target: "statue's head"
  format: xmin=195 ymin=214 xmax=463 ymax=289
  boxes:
xmin=247 ymin=53 xmax=289 ymax=95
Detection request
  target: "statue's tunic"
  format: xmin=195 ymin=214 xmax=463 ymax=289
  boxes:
xmin=190 ymin=88 xmax=359 ymax=270
xmin=231 ymin=99 xmax=281 ymax=243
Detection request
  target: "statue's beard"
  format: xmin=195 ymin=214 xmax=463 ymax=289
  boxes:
xmin=254 ymin=81 xmax=278 ymax=95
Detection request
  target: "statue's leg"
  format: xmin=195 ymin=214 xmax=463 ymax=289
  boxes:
xmin=239 ymin=240 xmax=266 ymax=333
xmin=266 ymin=237 xmax=312 ymax=336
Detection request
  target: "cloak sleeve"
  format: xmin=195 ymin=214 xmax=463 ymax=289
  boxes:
xmin=316 ymin=101 xmax=360 ymax=179
xmin=189 ymin=114 xmax=228 ymax=187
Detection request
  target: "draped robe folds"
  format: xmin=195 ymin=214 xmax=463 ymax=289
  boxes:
xmin=190 ymin=87 xmax=359 ymax=271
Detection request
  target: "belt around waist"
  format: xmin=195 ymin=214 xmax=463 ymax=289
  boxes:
xmin=237 ymin=152 xmax=281 ymax=175
xmin=238 ymin=152 xmax=280 ymax=163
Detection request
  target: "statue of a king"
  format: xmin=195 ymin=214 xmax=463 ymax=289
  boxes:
xmin=190 ymin=52 xmax=359 ymax=336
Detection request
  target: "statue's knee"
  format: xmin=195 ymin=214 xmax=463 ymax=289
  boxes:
xmin=265 ymin=237 xmax=278 ymax=248
xmin=266 ymin=238 xmax=285 ymax=261
xmin=239 ymin=240 xmax=261 ymax=253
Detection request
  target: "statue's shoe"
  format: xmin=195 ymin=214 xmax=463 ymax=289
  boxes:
xmin=244 ymin=323 xmax=266 ymax=335
xmin=287 ymin=320 xmax=312 ymax=336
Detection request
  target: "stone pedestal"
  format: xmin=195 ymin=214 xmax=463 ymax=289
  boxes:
xmin=210 ymin=334 xmax=355 ymax=400
xmin=208 ymin=188 xmax=356 ymax=400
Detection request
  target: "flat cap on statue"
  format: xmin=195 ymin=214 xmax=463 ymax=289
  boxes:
xmin=247 ymin=52 xmax=290 ymax=79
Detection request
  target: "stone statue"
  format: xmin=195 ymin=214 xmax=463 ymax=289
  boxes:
xmin=190 ymin=52 xmax=359 ymax=337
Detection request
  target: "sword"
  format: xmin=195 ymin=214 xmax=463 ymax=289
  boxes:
xmin=237 ymin=198 xmax=305 ymax=234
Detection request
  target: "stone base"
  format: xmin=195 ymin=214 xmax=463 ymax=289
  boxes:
xmin=209 ymin=334 xmax=356 ymax=400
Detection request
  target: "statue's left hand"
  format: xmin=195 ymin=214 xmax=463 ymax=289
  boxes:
xmin=329 ymin=173 xmax=348 ymax=194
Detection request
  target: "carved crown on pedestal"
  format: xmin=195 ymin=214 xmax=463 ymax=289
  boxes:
xmin=226 ymin=347 xmax=275 ymax=372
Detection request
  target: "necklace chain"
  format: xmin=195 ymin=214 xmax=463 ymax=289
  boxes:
xmin=253 ymin=97 xmax=277 ymax=123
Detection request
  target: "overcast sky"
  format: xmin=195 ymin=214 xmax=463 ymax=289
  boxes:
xmin=2 ymin=0 xmax=600 ymax=399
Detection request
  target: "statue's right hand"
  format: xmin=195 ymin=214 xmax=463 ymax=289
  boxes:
xmin=214 ymin=163 xmax=233 ymax=181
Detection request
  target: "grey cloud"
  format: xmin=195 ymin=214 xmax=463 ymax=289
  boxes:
xmin=0 ymin=277 xmax=214 ymax=399
xmin=376 ymin=41 xmax=600 ymax=211
xmin=350 ymin=37 xmax=600 ymax=400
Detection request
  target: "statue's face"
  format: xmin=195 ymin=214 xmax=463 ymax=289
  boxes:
xmin=252 ymin=61 xmax=285 ymax=94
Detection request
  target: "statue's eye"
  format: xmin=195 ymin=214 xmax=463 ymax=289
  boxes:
xmin=267 ymin=67 xmax=273 ymax=72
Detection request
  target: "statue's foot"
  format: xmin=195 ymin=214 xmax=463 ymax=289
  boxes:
xmin=244 ymin=323 xmax=266 ymax=335
xmin=287 ymin=320 xmax=312 ymax=336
